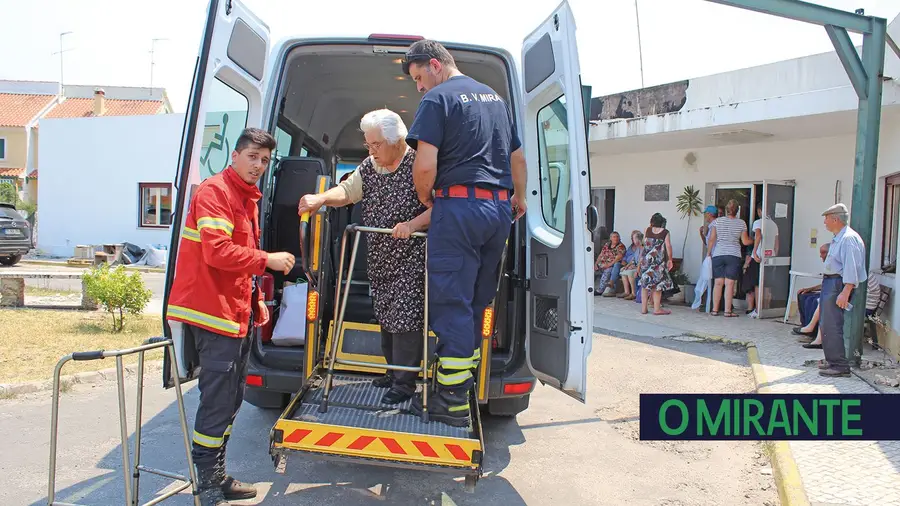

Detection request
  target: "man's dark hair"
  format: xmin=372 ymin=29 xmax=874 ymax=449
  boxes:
xmin=650 ymin=213 xmax=666 ymax=228
xmin=406 ymin=40 xmax=456 ymax=71
xmin=235 ymin=127 xmax=276 ymax=153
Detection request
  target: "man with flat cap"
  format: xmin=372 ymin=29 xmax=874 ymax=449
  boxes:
xmin=819 ymin=203 xmax=867 ymax=377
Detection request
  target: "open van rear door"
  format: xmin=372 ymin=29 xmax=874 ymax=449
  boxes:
xmin=163 ymin=0 xmax=270 ymax=388
xmin=521 ymin=1 xmax=594 ymax=402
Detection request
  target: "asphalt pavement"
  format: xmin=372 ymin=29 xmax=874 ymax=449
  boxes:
xmin=0 ymin=332 xmax=775 ymax=506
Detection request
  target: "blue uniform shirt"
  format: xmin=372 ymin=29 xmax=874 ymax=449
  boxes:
xmin=824 ymin=225 xmax=867 ymax=286
xmin=406 ymin=75 xmax=520 ymax=190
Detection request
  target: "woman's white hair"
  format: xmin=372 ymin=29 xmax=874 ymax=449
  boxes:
xmin=360 ymin=109 xmax=408 ymax=145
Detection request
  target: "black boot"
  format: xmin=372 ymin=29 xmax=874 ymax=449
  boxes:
xmin=410 ymin=387 xmax=471 ymax=428
xmin=195 ymin=464 xmax=230 ymax=506
xmin=217 ymin=439 xmax=257 ymax=501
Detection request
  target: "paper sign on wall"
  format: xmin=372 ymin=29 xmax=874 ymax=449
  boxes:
xmin=775 ymin=202 xmax=788 ymax=218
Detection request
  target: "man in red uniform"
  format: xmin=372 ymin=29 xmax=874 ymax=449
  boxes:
xmin=167 ymin=128 xmax=295 ymax=506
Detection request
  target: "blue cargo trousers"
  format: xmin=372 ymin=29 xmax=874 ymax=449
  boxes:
xmin=427 ymin=188 xmax=511 ymax=395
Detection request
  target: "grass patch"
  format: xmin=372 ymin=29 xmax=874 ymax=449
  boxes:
xmin=26 ymin=286 xmax=80 ymax=297
xmin=0 ymin=309 xmax=164 ymax=384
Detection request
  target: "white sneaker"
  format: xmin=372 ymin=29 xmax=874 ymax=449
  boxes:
xmin=748 ymin=310 xmax=759 ymax=319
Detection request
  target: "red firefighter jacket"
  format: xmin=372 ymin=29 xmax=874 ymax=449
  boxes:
xmin=166 ymin=166 xmax=268 ymax=338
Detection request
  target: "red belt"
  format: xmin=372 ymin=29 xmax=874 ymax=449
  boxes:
xmin=435 ymin=185 xmax=509 ymax=201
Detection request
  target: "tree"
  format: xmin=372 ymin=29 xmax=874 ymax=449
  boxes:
xmin=676 ymin=185 xmax=703 ymax=258
xmin=82 ymin=264 xmax=152 ymax=332
xmin=0 ymin=182 xmax=16 ymax=205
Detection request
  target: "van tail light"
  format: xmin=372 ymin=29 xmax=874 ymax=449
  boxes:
xmin=503 ymin=381 xmax=533 ymax=395
xmin=260 ymin=273 xmax=275 ymax=343
xmin=481 ymin=306 xmax=494 ymax=337
xmin=306 ymin=290 xmax=319 ymax=322
xmin=246 ymin=374 xmax=264 ymax=387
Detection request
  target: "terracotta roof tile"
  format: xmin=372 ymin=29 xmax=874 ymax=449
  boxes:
xmin=27 ymin=169 xmax=37 ymax=178
xmin=0 ymin=168 xmax=25 ymax=177
xmin=0 ymin=93 xmax=56 ymax=127
xmin=44 ymin=98 xmax=164 ymax=119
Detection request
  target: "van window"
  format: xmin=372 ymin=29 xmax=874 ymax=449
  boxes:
xmin=536 ymin=95 xmax=570 ymax=233
xmin=274 ymin=126 xmax=292 ymax=161
xmin=199 ymin=78 xmax=249 ymax=180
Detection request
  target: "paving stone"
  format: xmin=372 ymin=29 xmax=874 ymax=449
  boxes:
xmin=593 ymin=299 xmax=900 ymax=506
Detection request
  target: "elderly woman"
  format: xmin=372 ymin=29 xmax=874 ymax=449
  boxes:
xmin=595 ymin=231 xmax=626 ymax=297
xmin=297 ymin=109 xmax=429 ymax=406
xmin=619 ymin=230 xmax=644 ymax=300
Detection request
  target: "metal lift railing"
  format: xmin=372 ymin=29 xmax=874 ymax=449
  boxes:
xmin=47 ymin=337 xmax=199 ymax=506
xmin=318 ymin=224 xmax=432 ymax=422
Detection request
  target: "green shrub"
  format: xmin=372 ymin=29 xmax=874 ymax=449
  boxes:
xmin=82 ymin=264 xmax=152 ymax=332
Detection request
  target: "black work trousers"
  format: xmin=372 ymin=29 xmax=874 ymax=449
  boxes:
xmin=187 ymin=323 xmax=251 ymax=468
xmin=380 ymin=329 xmax=424 ymax=395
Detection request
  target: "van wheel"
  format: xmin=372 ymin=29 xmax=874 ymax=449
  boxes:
xmin=0 ymin=255 xmax=22 ymax=266
xmin=486 ymin=394 xmax=530 ymax=417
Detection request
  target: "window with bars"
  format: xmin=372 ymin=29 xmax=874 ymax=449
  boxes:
xmin=882 ymin=174 xmax=900 ymax=270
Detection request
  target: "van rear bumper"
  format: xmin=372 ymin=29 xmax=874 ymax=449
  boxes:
xmin=246 ymin=351 xmax=536 ymax=401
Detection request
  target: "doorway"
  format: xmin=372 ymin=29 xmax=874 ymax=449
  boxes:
xmin=591 ymin=188 xmax=615 ymax=254
xmin=705 ymin=181 xmax=795 ymax=318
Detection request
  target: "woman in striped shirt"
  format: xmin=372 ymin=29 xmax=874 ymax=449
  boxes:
xmin=707 ymin=199 xmax=754 ymax=317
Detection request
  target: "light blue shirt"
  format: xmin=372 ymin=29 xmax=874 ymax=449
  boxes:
xmin=824 ymin=225 xmax=867 ymax=286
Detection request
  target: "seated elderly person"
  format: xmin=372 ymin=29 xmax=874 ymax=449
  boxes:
xmin=595 ymin=231 xmax=626 ymax=297
xmin=297 ymin=109 xmax=430 ymax=406
xmin=797 ymin=270 xmax=881 ymax=348
xmin=792 ymin=243 xmax=830 ymax=336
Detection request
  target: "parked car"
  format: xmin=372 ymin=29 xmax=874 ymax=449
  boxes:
xmin=0 ymin=203 xmax=33 ymax=266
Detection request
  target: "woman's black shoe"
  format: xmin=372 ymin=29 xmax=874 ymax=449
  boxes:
xmin=372 ymin=375 xmax=393 ymax=388
xmin=802 ymin=342 xmax=823 ymax=349
xmin=792 ymin=327 xmax=815 ymax=337
xmin=381 ymin=388 xmax=412 ymax=405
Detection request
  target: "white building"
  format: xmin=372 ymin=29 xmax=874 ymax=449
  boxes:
xmin=37 ymin=114 xmax=185 ymax=257
xmin=587 ymin=15 xmax=900 ymax=359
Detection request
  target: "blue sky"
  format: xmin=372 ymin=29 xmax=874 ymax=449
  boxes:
xmin=2 ymin=0 xmax=900 ymax=111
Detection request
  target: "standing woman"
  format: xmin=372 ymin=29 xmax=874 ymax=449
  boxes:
xmin=707 ymin=199 xmax=754 ymax=317
xmin=297 ymin=109 xmax=430 ymax=406
xmin=639 ymin=213 xmax=675 ymax=315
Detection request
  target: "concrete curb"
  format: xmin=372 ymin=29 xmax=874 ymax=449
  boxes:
xmin=20 ymin=259 xmax=165 ymax=274
xmin=747 ymin=345 xmax=811 ymax=506
xmin=0 ymin=360 xmax=164 ymax=398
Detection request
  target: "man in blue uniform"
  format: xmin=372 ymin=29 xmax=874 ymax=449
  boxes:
xmin=402 ymin=40 xmax=527 ymax=427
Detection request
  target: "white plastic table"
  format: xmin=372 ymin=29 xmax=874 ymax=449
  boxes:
xmin=784 ymin=270 xmax=823 ymax=323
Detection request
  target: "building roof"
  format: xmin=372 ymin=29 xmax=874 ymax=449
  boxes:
xmin=0 ymin=93 xmax=57 ymax=127
xmin=0 ymin=168 xmax=25 ymax=178
xmin=43 ymin=97 xmax=165 ymax=119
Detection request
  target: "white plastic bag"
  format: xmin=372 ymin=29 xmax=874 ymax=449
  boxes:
xmin=271 ymin=282 xmax=308 ymax=347
xmin=692 ymin=257 xmax=713 ymax=310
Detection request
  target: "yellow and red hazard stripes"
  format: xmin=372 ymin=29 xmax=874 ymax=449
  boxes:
xmin=274 ymin=421 xmax=481 ymax=469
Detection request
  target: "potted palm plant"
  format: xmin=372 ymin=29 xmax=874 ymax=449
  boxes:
xmin=674 ymin=185 xmax=703 ymax=298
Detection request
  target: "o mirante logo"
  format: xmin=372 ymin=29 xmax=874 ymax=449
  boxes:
xmin=640 ymin=394 xmax=900 ymax=440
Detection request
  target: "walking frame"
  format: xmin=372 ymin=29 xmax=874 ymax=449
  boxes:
xmin=319 ymin=224 xmax=432 ymax=421
xmin=47 ymin=337 xmax=200 ymax=506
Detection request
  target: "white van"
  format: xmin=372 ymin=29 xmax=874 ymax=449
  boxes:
xmin=162 ymin=0 xmax=596 ymax=489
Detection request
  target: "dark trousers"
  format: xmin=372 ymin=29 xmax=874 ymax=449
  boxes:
xmin=187 ymin=324 xmax=251 ymax=468
xmin=820 ymin=277 xmax=851 ymax=372
xmin=428 ymin=191 xmax=511 ymax=392
xmin=380 ymin=329 xmax=424 ymax=395
xmin=798 ymin=291 xmax=821 ymax=331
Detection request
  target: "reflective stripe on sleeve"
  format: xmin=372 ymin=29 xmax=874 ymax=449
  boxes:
xmin=197 ymin=217 xmax=235 ymax=236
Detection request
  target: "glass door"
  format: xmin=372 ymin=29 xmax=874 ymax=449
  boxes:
xmin=757 ymin=181 xmax=795 ymax=319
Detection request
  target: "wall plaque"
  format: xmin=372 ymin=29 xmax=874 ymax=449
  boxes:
xmin=644 ymin=184 xmax=670 ymax=202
